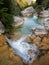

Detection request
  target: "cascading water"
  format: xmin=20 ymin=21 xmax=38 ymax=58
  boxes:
xmin=5 ymin=15 xmax=40 ymax=65
xmin=5 ymin=35 xmax=39 ymax=65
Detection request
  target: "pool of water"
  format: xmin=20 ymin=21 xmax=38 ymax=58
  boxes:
xmin=15 ymin=16 xmax=41 ymax=35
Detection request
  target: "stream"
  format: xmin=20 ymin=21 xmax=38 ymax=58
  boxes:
xmin=6 ymin=15 xmax=41 ymax=65
xmin=15 ymin=15 xmax=41 ymax=35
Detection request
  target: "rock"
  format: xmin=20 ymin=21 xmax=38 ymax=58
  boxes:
xmin=29 ymin=34 xmax=36 ymax=41
xmin=30 ymin=34 xmax=49 ymax=50
xmin=12 ymin=16 xmax=24 ymax=28
xmin=0 ymin=21 xmax=5 ymax=34
xmin=41 ymin=18 xmax=49 ymax=31
xmin=38 ymin=34 xmax=45 ymax=38
xmin=32 ymin=25 xmax=47 ymax=35
xmin=39 ymin=10 xmax=49 ymax=18
xmin=29 ymin=34 xmax=42 ymax=47
xmin=21 ymin=6 xmax=35 ymax=17
xmin=42 ymin=37 xmax=47 ymax=44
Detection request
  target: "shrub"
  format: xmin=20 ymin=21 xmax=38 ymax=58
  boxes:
xmin=0 ymin=0 xmax=14 ymax=34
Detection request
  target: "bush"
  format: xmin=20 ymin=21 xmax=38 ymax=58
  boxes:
xmin=1 ymin=13 xmax=14 ymax=33
xmin=0 ymin=0 xmax=14 ymax=34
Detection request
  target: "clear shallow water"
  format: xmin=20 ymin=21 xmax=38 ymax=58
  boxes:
xmin=16 ymin=16 xmax=41 ymax=35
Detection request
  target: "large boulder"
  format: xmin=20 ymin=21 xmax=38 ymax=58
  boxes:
xmin=0 ymin=21 xmax=5 ymax=35
xmin=21 ymin=6 xmax=35 ymax=17
xmin=12 ymin=16 xmax=24 ymax=28
xmin=32 ymin=25 xmax=47 ymax=35
xmin=39 ymin=10 xmax=49 ymax=18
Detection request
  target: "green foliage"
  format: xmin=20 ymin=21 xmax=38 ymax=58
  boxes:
xmin=11 ymin=4 xmax=22 ymax=16
xmin=0 ymin=0 xmax=14 ymax=34
xmin=35 ymin=5 xmax=44 ymax=14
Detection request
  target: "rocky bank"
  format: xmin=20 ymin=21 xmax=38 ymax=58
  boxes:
xmin=0 ymin=34 xmax=49 ymax=65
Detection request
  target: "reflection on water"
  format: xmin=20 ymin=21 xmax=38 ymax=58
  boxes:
xmin=16 ymin=16 xmax=41 ymax=35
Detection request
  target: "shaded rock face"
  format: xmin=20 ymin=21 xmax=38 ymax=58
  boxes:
xmin=0 ymin=21 xmax=5 ymax=35
xmin=21 ymin=6 xmax=35 ymax=17
xmin=39 ymin=10 xmax=49 ymax=18
xmin=12 ymin=16 xmax=24 ymax=28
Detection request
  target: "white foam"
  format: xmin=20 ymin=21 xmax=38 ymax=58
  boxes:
xmin=6 ymin=36 xmax=39 ymax=65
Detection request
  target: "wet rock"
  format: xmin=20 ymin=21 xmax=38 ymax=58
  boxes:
xmin=21 ymin=6 xmax=35 ymax=17
xmin=0 ymin=21 xmax=5 ymax=35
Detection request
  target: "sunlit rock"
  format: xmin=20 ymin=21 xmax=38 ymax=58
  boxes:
xmin=21 ymin=6 xmax=35 ymax=17
xmin=0 ymin=21 xmax=5 ymax=35
xmin=12 ymin=16 xmax=24 ymax=28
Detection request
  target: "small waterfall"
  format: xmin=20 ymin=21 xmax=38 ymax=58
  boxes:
xmin=5 ymin=35 xmax=39 ymax=65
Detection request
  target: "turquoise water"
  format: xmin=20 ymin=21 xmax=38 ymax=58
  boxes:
xmin=16 ymin=16 xmax=41 ymax=35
